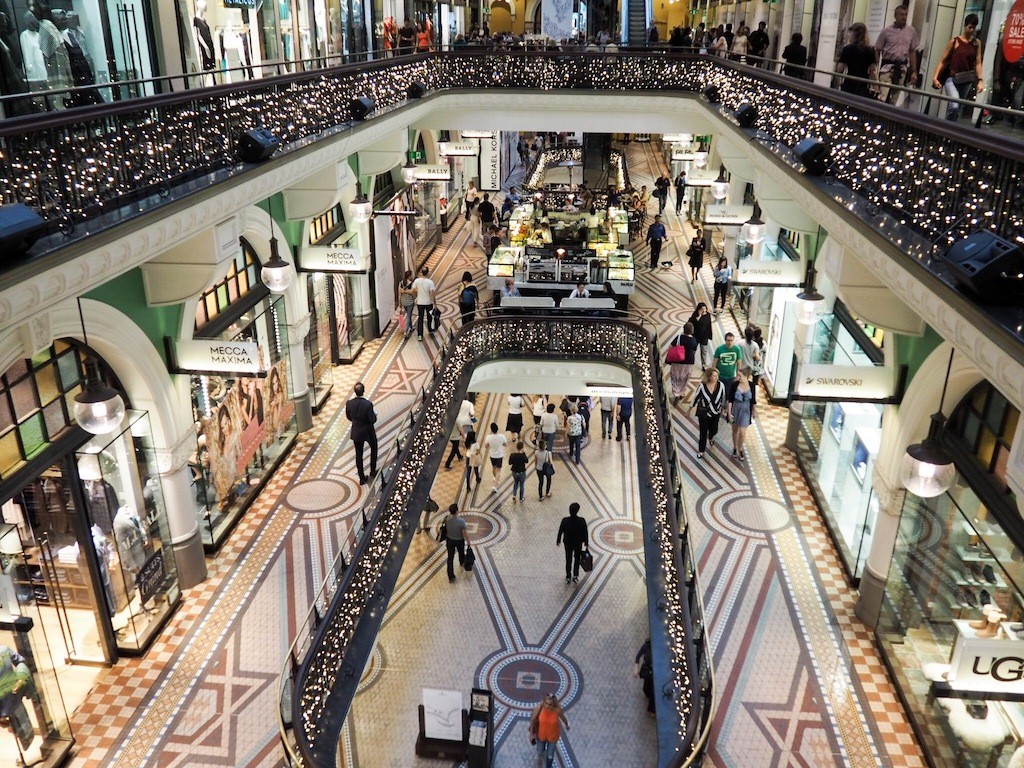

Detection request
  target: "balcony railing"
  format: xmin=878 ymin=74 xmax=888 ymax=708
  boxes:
xmin=277 ymin=315 xmax=715 ymax=768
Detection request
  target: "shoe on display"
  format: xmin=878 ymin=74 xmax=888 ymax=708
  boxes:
xmin=969 ymin=616 xmax=991 ymax=630
xmin=983 ymin=564 xmax=997 ymax=584
xmin=976 ymin=621 xmax=1000 ymax=638
xmin=979 ymin=589 xmax=991 ymax=606
xmin=960 ymin=588 xmax=977 ymax=607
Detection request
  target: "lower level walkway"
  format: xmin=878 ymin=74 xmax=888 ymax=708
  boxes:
xmin=65 ymin=142 xmax=925 ymax=768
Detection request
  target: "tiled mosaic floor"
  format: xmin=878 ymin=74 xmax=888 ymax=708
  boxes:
xmin=65 ymin=142 xmax=925 ymax=768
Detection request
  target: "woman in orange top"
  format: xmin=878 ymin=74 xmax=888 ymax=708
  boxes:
xmin=529 ymin=693 xmax=569 ymax=767
xmin=416 ymin=22 xmax=432 ymax=53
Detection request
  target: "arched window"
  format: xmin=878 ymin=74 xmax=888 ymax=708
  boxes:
xmin=0 ymin=340 xmax=122 ymax=480
xmin=947 ymin=380 xmax=1020 ymax=491
xmin=194 ymin=241 xmax=262 ymax=332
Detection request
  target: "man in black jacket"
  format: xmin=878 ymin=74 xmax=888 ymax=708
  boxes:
xmin=345 ymin=382 xmax=378 ymax=485
xmin=556 ymin=503 xmax=589 ymax=583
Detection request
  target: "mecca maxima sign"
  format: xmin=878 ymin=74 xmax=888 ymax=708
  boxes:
xmin=795 ymin=363 xmax=894 ymax=399
xmin=301 ymin=245 xmax=368 ymax=272
xmin=175 ymin=339 xmax=267 ymax=374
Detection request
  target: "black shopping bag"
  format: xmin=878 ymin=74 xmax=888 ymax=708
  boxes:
xmin=464 ymin=545 xmax=476 ymax=571
xmin=580 ymin=548 xmax=594 ymax=573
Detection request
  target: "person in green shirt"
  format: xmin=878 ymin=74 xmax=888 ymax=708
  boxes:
xmin=713 ymin=333 xmax=743 ymax=405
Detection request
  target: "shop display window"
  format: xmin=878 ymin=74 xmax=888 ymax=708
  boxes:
xmin=190 ymin=297 xmax=297 ymax=549
xmin=74 ymin=411 xmax=180 ymax=653
xmin=795 ymin=400 xmax=881 ymax=580
xmin=305 ymin=273 xmax=334 ymax=411
xmin=877 ymin=486 xmax=1024 ymax=768
xmin=0 ymin=594 xmax=72 ymax=768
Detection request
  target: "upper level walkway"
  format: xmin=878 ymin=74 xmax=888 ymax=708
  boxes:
xmin=2 ymin=48 xmax=1023 ymax=413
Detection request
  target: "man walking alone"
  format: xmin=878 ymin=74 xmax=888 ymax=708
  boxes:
xmin=556 ymin=503 xmax=589 ymax=583
xmin=345 ymin=382 xmax=378 ymax=485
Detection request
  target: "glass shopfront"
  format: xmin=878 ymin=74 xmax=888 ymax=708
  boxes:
xmin=0 ymin=341 xmax=181 ymax=764
xmin=305 ymin=272 xmax=334 ymax=409
xmin=188 ymin=300 xmax=297 ymax=548
xmin=792 ymin=305 xmax=886 ymax=581
xmin=0 ymin=610 xmax=72 ymax=768
xmin=0 ymin=0 xmax=160 ymax=115
xmin=877 ymin=380 xmax=1024 ymax=768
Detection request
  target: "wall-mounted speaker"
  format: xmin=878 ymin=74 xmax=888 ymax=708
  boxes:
xmin=237 ymin=129 xmax=280 ymax=163
xmin=793 ymin=137 xmax=830 ymax=175
xmin=350 ymin=97 xmax=375 ymax=121
xmin=0 ymin=204 xmax=47 ymax=256
xmin=735 ymin=102 xmax=757 ymax=128
xmin=407 ymin=81 xmax=426 ymax=99
xmin=703 ymin=85 xmax=720 ymax=103
xmin=943 ymin=231 xmax=1024 ymax=296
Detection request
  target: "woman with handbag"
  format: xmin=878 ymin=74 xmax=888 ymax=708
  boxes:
xmin=688 ymin=368 xmax=725 ymax=459
xmin=535 ymin=438 xmax=554 ymax=500
xmin=933 ymin=14 xmax=984 ymax=121
xmin=666 ymin=322 xmax=698 ymax=404
xmin=529 ymin=693 xmax=569 ymax=768
xmin=398 ymin=270 xmax=416 ymax=340
xmin=464 ymin=430 xmax=483 ymax=492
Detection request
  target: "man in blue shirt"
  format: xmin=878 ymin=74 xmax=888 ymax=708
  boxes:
xmin=646 ymin=214 xmax=667 ymax=269
xmin=615 ymin=396 xmax=633 ymax=441
xmin=501 ymin=278 xmax=522 ymax=298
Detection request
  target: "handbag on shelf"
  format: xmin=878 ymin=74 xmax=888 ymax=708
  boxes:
xmin=580 ymin=548 xmax=594 ymax=573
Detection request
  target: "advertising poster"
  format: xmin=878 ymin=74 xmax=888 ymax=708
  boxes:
xmin=542 ymin=0 xmax=575 ymax=41
xmin=201 ymin=359 xmax=293 ymax=500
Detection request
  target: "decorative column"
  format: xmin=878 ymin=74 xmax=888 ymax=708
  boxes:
xmin=154 ymin=427 xmax=208 ymax=589
xmin=855 ymin=464 xmax=906 ymax=627
xmin=286 ymin=311 xmax=314 ymax=432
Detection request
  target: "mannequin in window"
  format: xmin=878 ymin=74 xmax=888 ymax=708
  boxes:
xmin=0 ymin=646 xmax=35 ymax=753
xmin=20 ymin=12 xmax=47 ymax=92
xmin=82 ymin=477 xmax=118 ymax=531
xmin=112 ymin=506 xmax=148 ymax=574
xmin=27 ymin=0 xmax=71 ymax=109
xmin=193 ymin=0 xmax=216 ymax=71
xmin=0 ymin=12 xmax=28 ymax=107
xmin=89 ymin=525 xmax=115 ymax=616
xmin=62 ymin=11 xmax=100 ymax=105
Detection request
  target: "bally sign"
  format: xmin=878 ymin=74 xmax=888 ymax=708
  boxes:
xmin=175 ymin=339 xmax=266 ymax=374
xmin=795 ymin=363 xmax=894 ymax=399
xmin=414 ymin=164 xmax=452 ymax=181
xmin=948 ymin=620 xmax=1024 ymax=694
xmin=438 ymin=142 xmax=479 ymax=157
xmin=301 ymin=246 xmax=367 ymax=272
xmin=734 ymin=258 xmax=804 ymax=286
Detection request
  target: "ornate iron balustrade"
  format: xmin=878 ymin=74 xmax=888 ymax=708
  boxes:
xmin=282 ymin=315 xmax=714 ymax=768
xmin=0 ymin=50 xmax=1021 ymax=252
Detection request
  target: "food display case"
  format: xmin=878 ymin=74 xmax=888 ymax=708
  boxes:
xmin=607 ymin=251 xmax=635 ymax=282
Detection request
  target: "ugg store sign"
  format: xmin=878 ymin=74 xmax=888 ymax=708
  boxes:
xmin=949 ymin=624 xmax=1024 ymax=694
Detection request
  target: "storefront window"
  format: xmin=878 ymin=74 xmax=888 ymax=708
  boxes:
xmin=74 ymin=411 xmax=180 ymax=653
xmin=190 ymin=296 xmax=297 ymax=549
xmin=0 ymin=600 xmax=73 ymax=768
xmin=305 ymin=273 xmax=334 ymax=410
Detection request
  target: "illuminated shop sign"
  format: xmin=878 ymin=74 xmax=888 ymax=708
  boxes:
xmin=301 ymin=246 xmax=368 ymax=272
xmin=175 ymin=339 xmax=266 ymax=374
xmin=794 ymin=363 xmax=894 ymax=399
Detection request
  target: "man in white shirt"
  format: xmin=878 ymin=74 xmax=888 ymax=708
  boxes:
xmin=411 ymin=266 xmax=436 ymax=341
xmin=483 ymin=421 xmax=508 ymax=494
xmin=568 ymin=282 xmax=590 ymax=299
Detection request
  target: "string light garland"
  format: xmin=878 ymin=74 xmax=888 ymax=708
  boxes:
xmin=291 ymin=317 xmax=708 ymax=767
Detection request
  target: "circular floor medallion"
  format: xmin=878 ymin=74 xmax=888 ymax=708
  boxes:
xmin=286 ymin=478 xmax=349 ymax=513
xmin=722 ymin=496 xmax=793 ymax=533
xmin=591 ymin=519 xmax=644 ymax=556
xmin=479 ymin=650 xmax=579 ymax=711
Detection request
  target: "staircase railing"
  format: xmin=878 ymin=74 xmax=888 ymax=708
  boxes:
xmin=277 ymin=315 xmax=715 ymax=768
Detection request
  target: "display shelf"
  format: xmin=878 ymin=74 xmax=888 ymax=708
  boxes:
xmin=957 ymin=545 xmax=997 ymax=563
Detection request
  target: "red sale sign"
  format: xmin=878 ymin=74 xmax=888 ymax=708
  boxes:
xmin=1004 ymin=0 xmax=1024 ymax=63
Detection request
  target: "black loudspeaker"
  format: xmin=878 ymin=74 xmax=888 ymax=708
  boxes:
xmin=237 ymin=129 xmax=280 ymax=163
xmin=350 ymin=97 xmax=375 ymax=120
xmin=703 ymin=85 xmax=720 ymax=103
xmin=407 ymin=81 xmax=426 ymax=99
xmin=0 ymin=203 xmax=47 ymax=256
xmin=735 ymin=102 xmax=757 ymax=128
xmin=793 ymin=137 xmax=830 ymax=175
xmin=943 ymin=231 xmax=1024 ymax=295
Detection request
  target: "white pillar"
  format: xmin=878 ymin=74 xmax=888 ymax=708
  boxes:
xmin=855 ymin=460 xmax=905 ymax=627
xmin=153 ymin=428 xmax=208 ymax=589
xmin=813 ymin=0 xmax=843 ymax=87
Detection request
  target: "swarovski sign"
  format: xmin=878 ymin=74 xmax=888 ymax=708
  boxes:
xmin=795 ymin=363 xmax=893 ymax=399
xmin=734 ymin=258 xmax=804 ymax=286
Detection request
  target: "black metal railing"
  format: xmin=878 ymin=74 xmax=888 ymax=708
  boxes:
xmin=2 ymin=49 xmax=1021 ymax=252
xmin=278 ymin=315 xmax=715 ymax=768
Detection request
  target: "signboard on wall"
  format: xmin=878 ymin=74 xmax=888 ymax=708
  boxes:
xmin=439 ymin=142 xmax=478 ymax=157
xmin=948 ymin=620 xmax=1024 ymax=694
xmin=734 ymin=258 xmax=804 ymax=286
xmin=301 ymin=246 xmax=368 ymax=272
xmin=480 ymin=135 xmax=501 ymax=191
xmin=703 ymin=205 xmax=754 ymax=226
xmin=175 ymin=339 xmax=266 ymax=374
xmin=414 ymin=164 xmax=452 ymax=181
xmin=794 ymin=363 xmax=894 ymax=399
